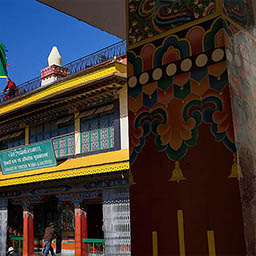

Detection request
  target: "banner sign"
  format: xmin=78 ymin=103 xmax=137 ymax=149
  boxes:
xmin=0 ymin=141 xmax=57 ymax=175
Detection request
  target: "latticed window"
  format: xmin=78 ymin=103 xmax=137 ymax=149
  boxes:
xmin=0 ymin=130 xmax=25 ymax=150
xmin=80 ymin=114 xmax=115 ymax=154
xmin=52 ymin=133 xmax=75 ymax=159
xmin=29 ymin=116 xmax=75 ymax=158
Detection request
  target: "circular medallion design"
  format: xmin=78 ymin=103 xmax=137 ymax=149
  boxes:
xmin=139 ymin=72 xmax=149 ymax=84
xmin=212 ymin=48 xmax=225 ymax=62
xmin=152 ymin=68 xmax=163 ymax=80
xmin=128 ymin=76 xmax=137 ymax=88
xmin=181 ymin=59 xmax=192 ymax=72
xmin=195 ymin=54 xmax=208 ymax=67
xmin=166 ymin=63 xmax=177 ymax=76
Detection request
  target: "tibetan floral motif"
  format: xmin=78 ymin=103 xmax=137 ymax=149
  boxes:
xmin=128 ymin=18 xmax=224 ymax=72
xmin=128 ymin=18 xmax=236 ymax=164
xmin=155 ymin=99 xmax=196 ymax=151
xmin=128 ymin=0 xmax=217 ymax=45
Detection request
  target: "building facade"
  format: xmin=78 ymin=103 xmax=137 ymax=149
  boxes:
xmin=6 ymin=0 xmax=256 ymax=254
xmin=0 ymin=43 xmax=130 ymax=255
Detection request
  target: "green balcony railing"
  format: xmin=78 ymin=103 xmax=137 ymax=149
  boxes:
xmin=52 ymin=133 xmax=75 ymax=159
xmin=10 ymin=236 xmax=23 ymax=255
xmin=83 ymin=238 xmax=105 ymax=256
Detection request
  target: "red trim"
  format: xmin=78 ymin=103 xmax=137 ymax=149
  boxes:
xmin=41 ymin=65 xmax=70 ymax=80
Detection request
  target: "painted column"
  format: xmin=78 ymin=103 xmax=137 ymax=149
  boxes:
xmin=81 ymin=210 xmax=88 ymax=254
xmin=74 ymin=111 xmax=81 ymax=155
xmin=102 ymin=188 xmax=131 ymax=255
xmin=23 ymin=208 xmax=34 ymax=256
xmin=127 ymin=0 xmax=246 ymax=254
xmin=25 ymin=127 xmax=29 ymax=145
xmin=119 ymin=84 xmax=129 ymax=150
xmin=222 ymin=2 xmax=256 ymax=254
xmin=0 ymin=200 xmax=8 ymax=255
xmin=75 ymin=206 xmax=88 ymax=256
xmin=10 ymin=197 xmax=41 ymax=256
xmin=57 ymin=192 xmax=99 ymax=255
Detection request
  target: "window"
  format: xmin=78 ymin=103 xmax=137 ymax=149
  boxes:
xmin=0 ymin=130 xmax=25 ymax=150
xmin=29 ymin=117 xmax=74 ymax=143
xmin=80 ymin=114 xmax=115 ymax=154
xmin=29 ymin=117 xmax=75 ymax=158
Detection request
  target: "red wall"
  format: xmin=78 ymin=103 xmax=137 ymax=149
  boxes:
xmin=130 ymin=124 xmax=245 ymax=255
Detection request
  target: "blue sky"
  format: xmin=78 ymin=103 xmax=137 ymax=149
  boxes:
xmin=0 ymin=0 xmax=121 ymax=89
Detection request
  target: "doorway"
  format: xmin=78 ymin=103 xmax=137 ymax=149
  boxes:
xmin=33 ymin=196 xmax=62 ymax=253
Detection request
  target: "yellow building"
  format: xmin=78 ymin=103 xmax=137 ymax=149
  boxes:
xmin=36 ymin=0 xmax=256 ymax=255
xmin=0 ymin=42 xmax=130 ymax=255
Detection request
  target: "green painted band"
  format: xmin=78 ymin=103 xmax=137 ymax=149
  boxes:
xmin=83 ymin=238 xmax=104 ymax=243
xmin=10 ymin=237 xmax=75 ymax=244
xmin=61 ymin=241 xmax=75 ymax=244
xmin=10 ymin=237 xmax=23 ymax=241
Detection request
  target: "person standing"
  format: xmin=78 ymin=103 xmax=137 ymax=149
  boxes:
xmin=43 ymin=223 xmax=56 ymax=256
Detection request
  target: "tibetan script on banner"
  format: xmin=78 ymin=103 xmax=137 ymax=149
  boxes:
xmin=0 ymin=141 xmax=57 ymax=174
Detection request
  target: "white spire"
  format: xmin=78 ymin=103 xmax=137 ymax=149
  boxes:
xmin=48 ymin=46 xmax=62 ymax=66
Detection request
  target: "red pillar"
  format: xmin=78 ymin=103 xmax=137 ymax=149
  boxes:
xmin=81 ymin=210 xmax=88 ymax=254
xmin=75 ymin=207 xmax=88 ymax=256
xmin=23 ymin=210 xmax=34 ymax=256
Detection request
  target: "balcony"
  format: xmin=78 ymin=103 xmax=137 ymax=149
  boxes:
xmin=0 ymin=40 xmax=126 ymax=104
xmin=52 ymin=133 xmax=75 ymax=159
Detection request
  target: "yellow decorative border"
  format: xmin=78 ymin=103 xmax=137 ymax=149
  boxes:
xmin=0 ymin=149 xmax=130 ymax=187
xmin=128 ymin=0 xmax=222 ymax=50
xmin=0 ymin=65 xmax=121 ymax=116
xmin=0 ymin=161 xmax=129 ymax=187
